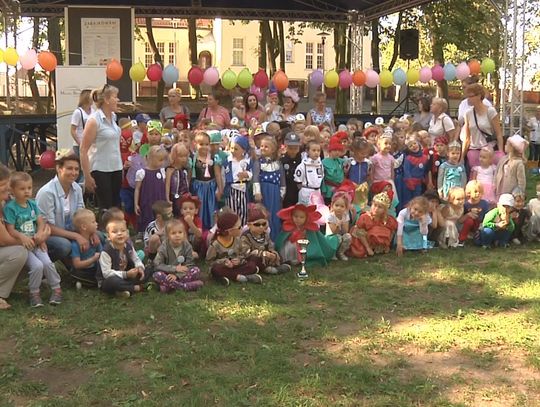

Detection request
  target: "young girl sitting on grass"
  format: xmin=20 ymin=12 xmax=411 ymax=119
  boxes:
xmin=438 ymin=187 xmax=465 ymax=248
xmin=396 ymin=196 xmax=433 ymax=256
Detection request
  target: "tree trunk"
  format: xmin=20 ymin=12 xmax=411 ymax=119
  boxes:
xmin=145 ymin=18 xmax=165 ymax=111
xmin=47 ymin=16 xmax=64 ymax=113
xmin=431 ymin=33 xmax=448 ymax=101
xmin=278 ymin=21 xmax=285 ymax=71
xmin=259 ymin=22 xmax=267 ymax=70
xmin=334 ymin=23 xmax=348 ymax=114
xmin=261 ymin=21 xmax=277 ymax=76
xmin=188 ymin=18 xmax=202 ymax=99
xmin=371 ymin=19 xmax=381 ymax=114
xmin=28 ymin=17 xmax=44 ymax=113
xmin=387 ymin=11 xmax=402 ymax=71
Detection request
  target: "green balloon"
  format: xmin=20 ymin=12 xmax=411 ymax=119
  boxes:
xmin=481 ymin=58 xmax=496 ymax=74
xmin=221 ymin=69 xmax=237 ymax=90
xmin=237 ymin=68 xmax=253 ymax=89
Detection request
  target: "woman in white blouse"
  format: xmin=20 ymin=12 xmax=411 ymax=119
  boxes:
xmin=428 ymin=97 xmax=457 ymax=145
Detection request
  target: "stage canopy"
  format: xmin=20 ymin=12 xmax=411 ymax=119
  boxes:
xmin=19 ymin=0 xmax=437 ymax=22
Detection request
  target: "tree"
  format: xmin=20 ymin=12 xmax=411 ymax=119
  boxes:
xmin=145 ymin=18 xmax=165 ymax=111
xmin=47 ymin=16 xmax=64 ymax=113
xmin=28 ymin=17 xmax=45 ymax=113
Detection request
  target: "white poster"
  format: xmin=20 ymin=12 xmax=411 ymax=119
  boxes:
xmin=55 ymin=66 xmax=105 ymax=150
xmin=81 ymin=18 xmax=120 ymax=65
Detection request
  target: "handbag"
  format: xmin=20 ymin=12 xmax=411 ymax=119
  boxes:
xmin=472 ymin=108 xmax=494 ymax=143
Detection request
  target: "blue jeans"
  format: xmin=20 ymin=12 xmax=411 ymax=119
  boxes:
xmin=476 ymin=227 xmax=511 ymax=247
xmin=46 ymin=236 xmax=73 ymax=262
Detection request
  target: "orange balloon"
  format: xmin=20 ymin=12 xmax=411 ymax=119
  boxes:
xmin=352 ymin=70 xmax=366 ymax=86
xmin=468 ymin=59 xmax=481 ymax=76
xmin=273 ymin=70 xmax=289 ymax=92
xmin=37 ymin=51 xmax=57 ymax=72
xmin=106 ymin=59 xmax=123 ymax=81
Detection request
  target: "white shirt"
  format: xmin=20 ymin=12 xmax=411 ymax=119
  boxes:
xmin=458 ymin=98 xmax=492 ymax=125
xmin=89 ymin=109 xmax=123 ymax=172
xmin=428 ymin=113 xmax=455 ymax=141
xmin=527 ymin=116 xmax=540 ymax=143
xmin=70 ymin=107 xmax=91 ymax=145
xmin=294 ymin=157 xmax=324 ymax=189
xmin=460 ymin=106 xmax=498 ymax=149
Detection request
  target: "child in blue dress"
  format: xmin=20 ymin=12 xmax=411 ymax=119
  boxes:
xmin=437 ymin=141 xmax=467 ymax=201
xmin=396 ymin=196 xmax=434 ymax=256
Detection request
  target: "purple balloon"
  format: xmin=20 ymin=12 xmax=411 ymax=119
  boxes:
xmin=432 ymin=65 xmax=444 ymax=82
xmin=339 ymin=69 xmax=353 ymax=89
xmin=310 ymin=70 xmax=324 ymax=87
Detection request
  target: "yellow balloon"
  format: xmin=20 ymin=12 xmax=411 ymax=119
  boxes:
xmin=407 ymin=68 xmax=420 ymax=84
xmin=324 ymin=70 xmax=339 ymax=88
xmin=129 ymin=62 xmax=146 ymax=82
xmin=4 ymin=48 xmax=18 ymax=66
xmin=0 ymin=49 xmax=4 ymax=64
xmin=379 ymin=70 xmax=393 ymax=88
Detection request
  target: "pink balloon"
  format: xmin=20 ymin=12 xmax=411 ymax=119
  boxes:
xmin=203 ymin=67 xmax=219 ymax=86
xmin=455 ymin=62 xmax=471 ymax=81
xmin=20 ymin=49 xmax=37 ymax=70
xmin=310 ymin=70 xmax=324 ymax=87
xmin=365 ymin=69 xmax=380 ymax=88
xmin=147 ymin=63 xmax=163 ymax=81
xmin=419 ymin=67 xmax=432 ymax=83
xmin=253 ymin=69 xmax=269 ymax=88
xmin=431 ymin=65 xmax=444 ymax=82
xmin=338 ymin=69 xmax=353 ymax=89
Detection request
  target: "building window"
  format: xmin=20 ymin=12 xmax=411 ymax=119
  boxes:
xmin=157 ymin=42 xmax=165 ymax=55
xmin=316 ymin=43 xmax=324 ymax=69
xmin=145 ymin=43 xmax=153 ymax=67
xmin=232 ymin=38 xmax=244 ymax=66
xmin=305 ymin=42 xmax=313 ymax=70
xmin=285 ymin=41 xmax=293 ymax=63
xmin=168 ymin=42 xmax=176 ymax=65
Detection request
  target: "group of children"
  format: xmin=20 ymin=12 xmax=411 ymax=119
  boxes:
xmin=6 ymin=107 xmax=540 ymax=304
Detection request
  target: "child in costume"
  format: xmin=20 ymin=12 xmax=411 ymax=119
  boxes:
xmin=165 ymin=143 xmax=190 ymax=217
xmin=396 ymin=196 xmax=433 ymax=256
xmin=206 ymin=212 xmax=261 ymax=286
xmin=402 ymin=135 xmax=429 ymax=207
xmin=392 ymin=133 xmax=406 ymax=212
xmin=510 ymin=187 xmax=530 ymax=245
xmin=152 ymin=219 xmax=204 ymax=293
xmin=527 ymin=182 xmax=540 ymax=241
xmin=371 ymin=181 xmax=399 ymax=217
xmin=458 ymin=180 xmax=490 ymax=244
xmin=253 ymin=136 xmax=285 ymax=241
xmin=144 ymin=201 xmax=173 ymax=262
xmin=281 ymin=132 xmax=303 ymax=208
xmin=370 ymin=131 xmax=395 ymax=189
xmin=470 ymin=146 xmax=496 ymax=205
xmin=223 ymin=135 xmax=252 ymax=225
xmin=325 ymin=192 xmax=353 ymax=261
xmin=240 ymin=204 xmax=291 ymax=275
xmin=438 ymin=186 xmax=465 ymax=248
xmin=475 ymin=193 xmax=515 ymax=248
xmin=349 ymin=190 xmax=397 ymax=258
xmin=321 ymin=138 xmax=346 ymax=204
xmin=437 ymin=141 xmax=466 ymax=201
xmin=495 ymin=134 xmax=527 ymax=198
xmin=348 ymin=137 xmax=373 ymax=211
xmin=427 ymin=136 xmax=448 ymax=191
xmin=295 ymin=141 xmax=325 ymax=205
xmin=178 ymin=194 xmax=205 ymax=258
xmin=275 ymin=204 xmax=337 ymax=266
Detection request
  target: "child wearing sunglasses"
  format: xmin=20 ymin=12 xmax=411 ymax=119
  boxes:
xmin=240 ymin=204 xmax=291 ymax=275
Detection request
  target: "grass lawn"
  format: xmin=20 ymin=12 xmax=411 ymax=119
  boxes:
xmin=1 ymin=242 xmax=540 ymax=407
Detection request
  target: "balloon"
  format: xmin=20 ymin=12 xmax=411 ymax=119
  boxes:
xmin=431 ymin=65 xmax=444 ymax=81
xmin=455 ymin=62 xmax=471 ymax=80
xmin=443 ymin=63 xmax=456 ymax=81
xmin=188 ymin=66 xmax=203 ymax=86
xmin=0 ymin=49 xmax=3 ymax=64
xmin=406 ymin=68 xmax=420 ymax=84
xmin=273 ymin=70 xmax=289 ymax=91
xmin=481 ymin=58 xmax=496 ymax=74
xmin=379 ymin=70 xmax=393 ymax=88
xmin=20 ymin=49 xmax=37 ymax=70
xmin=338 ymin=69 xmax=352 ymax=89
xmin=392 ymin=68 xmax=406 ymax=86
xmin=203 ymin=67 xmax=220 ymax=86
xmin=352 ymin=70 xmax=366 ymax=86
xmin=310 ymin=70 xmax=324 ymax=87
xmin=4 ymin=48 xmax=18 ymax=66
xmin=106 ymin=59 xmax=123 ymax=81
xmin=253 ymin=69 xmax=269 ymax=88
xmin=221 ymin=69 xmax=237 ymax=90
xmin=365 ymin=69 xmax=379 ymax=88
xmin=162 ymin=64 xmax=179 ymax=86
xmin=37 ymin=51 xmax=57 ymax=72
xmin=237 ymin=68 xmax=253 ymax=89
xmin=324 ymin=70 xmax=339 ymax=88
xmin=468 ymin=59 xmax=481 ymax=75
xmin=129 ymin=62 xmax=146 ymax=82
xmin=419 ymin=67 xmax=432 ymax=83
xmin=147 ymin=63 xmax=163 ymax=81
xmin=39 ymin=150 xmax=56 ymax=170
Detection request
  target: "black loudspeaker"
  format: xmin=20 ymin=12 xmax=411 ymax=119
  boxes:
xmin=399 ymin=29 xmax=419 ymax=60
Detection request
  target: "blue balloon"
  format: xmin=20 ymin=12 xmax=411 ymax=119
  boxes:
xmin=443 ymin=63 xmax=456 ymax=81
xmin=392 ymin=68 xmax=407 ymax=86
xmin=162 ymin=64 xmax=179 ymax=86
xmin=310 ymin=70 xmax=324 ymax=87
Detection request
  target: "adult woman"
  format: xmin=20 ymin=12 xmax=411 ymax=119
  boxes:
xmin=197 ymin=92 xmax=231 ymax=130
xmin=280 ymin=88 xmax=299 ymax=123
xmin=428 ymin=97 xmax=457 ymax=144
xmin=461 ymin=83 xmax=504 ymax=167
xmin=306 ymin=91 xmax=335 ymax=132
xmin=70 ymin=89 xmax=93 ymax=156
xmin=36 ymin=151 xmax=86 ymax=262
xmin=80 ymin=85 xmax=123 ymax=211
xmin=0 ymin=164 xmax=28 ymax=310
xmin=244 ymin=93 xmax=266 ymax=126
xmin=159 ymin=88 xmax=190 ymax=125
xmin=413 ymin=96 xmax=432 ymax=131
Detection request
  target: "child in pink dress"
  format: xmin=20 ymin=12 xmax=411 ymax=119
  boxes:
xmin=471 ymin=146 xmax=496 ymax=206
xmin=370 ymin=132 xmax=395 ymax=196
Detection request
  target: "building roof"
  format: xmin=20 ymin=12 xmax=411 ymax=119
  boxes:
xmin=19 ymin=0 xmax=437 ymax=22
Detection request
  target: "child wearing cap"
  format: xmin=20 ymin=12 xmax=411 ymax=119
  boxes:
xmin=495 ymin=134 xmax=527 ymax=199
xmin=281 ymin=132 xmax=302 ymax=208
xmin=475 ymin=193 xmax=515 ymax=248
xmin=321 ymin=137 xmax=347 ymax=204
xmin=223 ymin=136 xmax=252 ymax=225
xmin=133 ymin=113 xmax=151 ymax=147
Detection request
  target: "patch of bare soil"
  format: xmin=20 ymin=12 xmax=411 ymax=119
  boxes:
xmin=23 ymin=366 xmax=90 ymax=396
xmin=119 ymin=359 xmax=146 ymax=379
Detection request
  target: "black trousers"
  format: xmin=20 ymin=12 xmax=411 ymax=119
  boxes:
xmin=91 ymin=170 xmax=122 ymax=211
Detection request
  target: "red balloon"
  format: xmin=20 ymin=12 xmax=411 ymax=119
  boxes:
xmin=37 ymin=51 xmax=57 ymax=72
xmin=147 ymin=63 xmax=163 ymax=81
xmin=352 ymin=70 xmax=366 ymax=86
xmin=106 ymin=59 xmax=123 ymax=81
xmin=468 ymin=59 xmax=481 ymax=75
xmin=254 ymin=69 xmax=269 ymax=88
xmin=272 ymin=70 xmax=289 ymax=92
xmin=39 ymin=150 xmax=56 ymax=169
xmin=188 ymin=66 xmax=204 ymax=86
